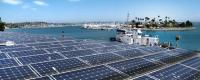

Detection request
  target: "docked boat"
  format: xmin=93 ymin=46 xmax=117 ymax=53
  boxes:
xmin=116 ymin=28 xmax=159 ymax=46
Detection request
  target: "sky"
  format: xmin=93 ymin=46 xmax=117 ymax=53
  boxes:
xmin=0 ymin=0 xmax=200 ymax=22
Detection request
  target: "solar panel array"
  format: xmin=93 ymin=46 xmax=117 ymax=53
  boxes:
xmin=0 ymin=32 xmax=199 ymax=80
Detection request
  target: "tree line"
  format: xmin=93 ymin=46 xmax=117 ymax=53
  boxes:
xmin=129 ymin=16 xmax=193 ymax=28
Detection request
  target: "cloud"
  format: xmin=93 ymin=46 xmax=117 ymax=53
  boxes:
xmin=68 ymin=0 xmax=80 ymax=2
xmin=33 ymin=0 xmax=48 ymax=6
xmin=1 ymin=0 xmax=22 ymax=5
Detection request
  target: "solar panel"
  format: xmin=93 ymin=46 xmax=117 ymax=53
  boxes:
xmin=146 ymin=46 xmax=166 ymax=52
xmin=168 ymin=49 xmax=196 ymax=58
xmin=101 ymin=42 xmax=123 ymax=46
xmin=61 ymin=49 xmax=97 ymax=58
xmin=133 ymin=76 xmax=155 ymax=80
xmin=94 ymin=46 xmax=123 ymax=53
xmin=0 ymin=59 xmax=19 ymax=68
xmin=0 ymin=53 xmax=7 ymax=59
xmin=62 ymin=42 xmax=81 ymax=47
xmin=75 ymin=43 xmax=104 ymax=49
xmin=181 ymin=57 xmax=200 ymax=70
xmin=1 ymin=47 xmax=34 ymax=52
xmin=52 ymin=40 xmax=74 ymax=45
xmin=116 ymin=44 xmax=139 ymax=50
xmin=8 ymin=49 xmax=47 ymax=58
xmin=108 ymin=58 xmax=161 ymax=76
xmin=149 ymin=64 xmax=200 ymax=80
xmin=34 ymin=44 xmax=63 ymax=49
xmin=18 ymin=53 xmax=64 ymax=65
xmin=114 ymin=49 xmax=146 ymax=58
xmin=0 ymin=66 xmax=37 ymax=80
xmin=30 ymin=76 xmax=51 ymax=80
xmin=74 ymin=39 xmax=98 ymax=44
xmin=143 ymin=52 xmax=182 ymax=64
xmin=36 ymin=38 xmax=56 ymax=42
xmin=52 ymin=65 xmax=128 ymax=80
xmin=45 ymin=46 xmax=77 ymax=53
xmin=27 ymin=43 xmax=52 ymax=46
xmin=55 ymin=37 xmax=74 ymax=41
xmin=138 ymin=47 xmax=154 ymax=53
xmin=31 ymin=58 xmax=88 ymax=76
xmin=80 ymin=53 xmax=123 ymax=65
xmin=0 ymin=45 xmax=26 ymax=50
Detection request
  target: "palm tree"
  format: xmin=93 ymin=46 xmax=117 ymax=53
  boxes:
xmin=157 ymin=15 xmax=160 ymax=22
xmin=165 ymin=16 xmax=168 ymax=21
xmin=145 ymin=17 xmax=150 ymax=21
xmin=0 ymin=17 xmax=5 ymax=31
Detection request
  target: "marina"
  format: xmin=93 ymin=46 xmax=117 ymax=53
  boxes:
xmin=6 ymin=23 xmax=200 ymax=50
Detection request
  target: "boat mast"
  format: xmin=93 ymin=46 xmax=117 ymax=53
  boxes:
xmin=126 ymin=12 xmax=130 ymax=26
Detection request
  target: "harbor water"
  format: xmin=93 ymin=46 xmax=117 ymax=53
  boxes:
xmin=6 ymin=23 xmax=200 ymax=51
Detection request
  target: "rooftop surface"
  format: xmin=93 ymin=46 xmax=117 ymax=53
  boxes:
xmin=0 ymin=32 xmax=199 ymax=80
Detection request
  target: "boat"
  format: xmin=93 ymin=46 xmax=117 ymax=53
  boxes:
xmin=116 ymin=27 xmax=159 ymax=46
xmin=82 ymin=23 xmax=119 ymax=30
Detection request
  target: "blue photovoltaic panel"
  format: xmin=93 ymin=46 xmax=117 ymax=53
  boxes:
xmin=0 ymin=66 xmax=37 ymax=80
xmin=80 ymin=53 xmax=123 ymax=65
xmin=52 ymin=65 xmax=128 ymax=80
xmin=36 ymin=38 xmax=56 ymax=42
xmin=133 ymin=76 xmax=155 ymax=80
xmin=8 ymin=49 xmax=47 ymax=58
xmin=75 ymin=43 xmax=104 ymax=49
xmin=29 ymin=43 xmax=63 ymax=49
xmin=30 ymin=76 xmax=51 ymax=80
xmin=73 ymin=39 xmax=98 ymax=44
xmin=150 ymin=64 xmax=200 ymax=80
xmin=27 ymin=43 xmax=52 ymax=46
xmin=46 ymin=46 xmax=77 ymax=53
xmin=62 ymin=42 xmax=81 ymax=47
xmin=143 ymin=52 xmax=182 ymax=64
xmin=114 ymin=49 xmax=146 ymax=58
xmin=55 ymin=37 xmax=74 ymax=41
xmin=138 ymin=47 xmax=154 ymax=53
xmin=52 ymin=40 xmax=74 ymax=45
xmin=0 ymin=53 xmax=7 ymax=59
xmin=0 ymin=59 xmax=19 ymax=68
xmin=0 ymin=47 xmax=34 ymax=52
xmin=94 ymin=46 xmax=123 ymax=53
xmin=33 ymin=45 xmax=51 ymax=49
xmin=181 ymin=57 xmax=200 ymax=70
xmin=168 ymin=48 xmax=195 ymax=58
xmin=101 ymin=42 xmax=123 ymax=46
xmin=61 ymin=49 xmax=97 ymax=58
xmin=172 ymin=48 xmax=191 ymax=53
xmin=18 ymin=53 xmax=64 ymax=65
xmin=0 ymin=45 xmax=26 ymax=50
xmin=146 ymin=46 xmax=166 ymax=52
xmin=108 ymin=58 xmax=161 ymax=76
xmin=31 ymin=58 xmax=88 ymax=76
xmin=116 ymin=44 xmax=139 ymax=50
